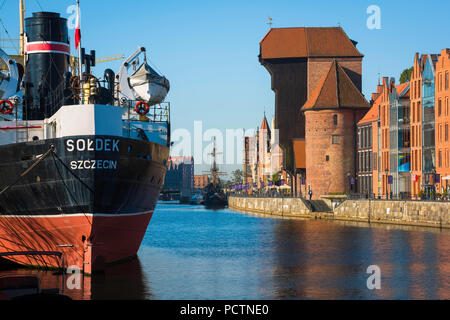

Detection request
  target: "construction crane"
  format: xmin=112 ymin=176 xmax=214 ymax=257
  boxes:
xmin=96 ymin=54 xmax=125 ymax=64
xmin=69 ymin=54 xmax=124 ymax=76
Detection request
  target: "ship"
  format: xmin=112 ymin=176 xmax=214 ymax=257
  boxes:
xmin=0 ymin=2 xmax=171 ymax=274
xmin=202 ymin=137 xmax=227 ymax=209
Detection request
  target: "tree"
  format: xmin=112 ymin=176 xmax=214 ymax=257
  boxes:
xmin=272 ymin=172 xmax=281 ymax=186
xmin=399 ymin=67 xmax=413 ymax=84
xmin=231 ymin=169 xmax=243 ymax=185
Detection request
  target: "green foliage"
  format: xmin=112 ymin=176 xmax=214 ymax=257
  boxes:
xmin=231 ymin=169 xmax=243 ymax=184
xmin=418 ymin=189 xmax=425 ymax=199
xmin=399 ymin=67 xmax=414 ymax=84
xmin=272 ymin=172 xmax=281 ymax=185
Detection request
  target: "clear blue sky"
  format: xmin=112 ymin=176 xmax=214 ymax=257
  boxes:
xmin=1 ymin=0 xmax=449 ymax=174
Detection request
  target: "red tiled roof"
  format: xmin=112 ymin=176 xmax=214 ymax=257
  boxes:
xmin=395 ymin=82 xmax=409 ymax=97
xmin=301 ymin=60 xmax=370 ymax=111
xmin=358 ymin=94 xmax=381 ymax=125
xmin=260 ymin=27 xmax=363 ymax=60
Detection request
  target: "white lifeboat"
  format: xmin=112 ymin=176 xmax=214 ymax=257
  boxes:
xmin=117 ymin=47 xmax=170 ymax=107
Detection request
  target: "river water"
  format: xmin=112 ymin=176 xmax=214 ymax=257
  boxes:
xmin=1 ymin=202 xmax=449 ymax=300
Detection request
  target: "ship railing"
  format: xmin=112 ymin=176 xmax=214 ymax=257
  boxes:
xmin=122 ymin=101 xmax=170 ymax=123
xmin=229 ymin=191 xmax=450 ymax=203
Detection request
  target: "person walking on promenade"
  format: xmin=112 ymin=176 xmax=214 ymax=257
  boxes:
xmin=308 ymin=189 xmax=313 ymax=201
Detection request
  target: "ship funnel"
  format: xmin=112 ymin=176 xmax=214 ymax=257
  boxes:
xmin=24 ymin=12 xmax=69 ymax=120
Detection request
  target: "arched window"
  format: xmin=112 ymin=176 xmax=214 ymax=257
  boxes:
xmin=333 ymin=114 xmax=338 ymax=125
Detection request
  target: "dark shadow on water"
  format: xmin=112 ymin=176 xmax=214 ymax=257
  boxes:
xmin=89 ymin=257 xmax=152 ymax=300
xmin=0 ymin=256 xmax=152 ymax=300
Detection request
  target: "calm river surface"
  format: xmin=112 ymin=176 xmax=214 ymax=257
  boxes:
xmin=1 ymin=202 xmax=449 ymax=300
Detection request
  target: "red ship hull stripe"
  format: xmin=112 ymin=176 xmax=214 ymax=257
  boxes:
xmin=0 ymin=212 xmax=153 ymax=274
xmin=25 ymin=41 xmax=70 ymax=55
xmin=0 ymin=126 xmax=42 ymax=130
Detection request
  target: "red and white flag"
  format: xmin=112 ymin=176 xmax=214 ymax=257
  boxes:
xmin=75 ymin=4 xmax=81 ymax=50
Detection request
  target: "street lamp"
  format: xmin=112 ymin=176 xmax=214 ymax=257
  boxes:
xmin=385 ymin=168 xmax=389 ymax=200
xmin=347 ymin=172 xmax=352 ymax=194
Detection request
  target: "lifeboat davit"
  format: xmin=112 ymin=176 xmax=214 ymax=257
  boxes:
xmin=117 ymin=47 xmax=170 ymax=107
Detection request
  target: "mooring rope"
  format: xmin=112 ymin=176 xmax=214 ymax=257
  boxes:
xmin=0 ymin=145 xmax=55 ymax=197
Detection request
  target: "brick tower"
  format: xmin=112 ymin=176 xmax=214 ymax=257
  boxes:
xmin=301 ymin=60 xmax=370 ymax=198
xmin=259 ymin=27 xmax=364 ymax=175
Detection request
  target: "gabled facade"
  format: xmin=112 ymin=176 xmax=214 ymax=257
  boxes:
xmin=422 ymin=54 xmax=439 ymax=196
xmin=366 ymin=77 xmax=411 ymax=199
xmin=388 ymin=82 xmax=411 ymax=198
xmin=357 ymin=84 xmax=383 ymax=196
xmin=409 ymin=53 xmax=440 ymax=198
xmin=380 ymin=77 xmax=393 ymax=198
xmin=435 ymin=49 xmax=450 ymax=194
xmin=410 ymin=53 xmax=424 ymax=197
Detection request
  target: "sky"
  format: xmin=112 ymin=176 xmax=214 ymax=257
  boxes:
xmin=1 ymin=0 xmax=449 ymax=175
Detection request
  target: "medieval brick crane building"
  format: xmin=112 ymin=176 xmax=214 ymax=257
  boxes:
xmin=259 ymin=27 xmax=369 ymax=198
xmin=301 ymin=60 xmax=370 ymax=197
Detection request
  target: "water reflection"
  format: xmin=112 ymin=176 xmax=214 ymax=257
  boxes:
xmin=0 ymin=203 xmax=449 ymax=300
xmin=0 ymin=257 xmax=150 ymax=300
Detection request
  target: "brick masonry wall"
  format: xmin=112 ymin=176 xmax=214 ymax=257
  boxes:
xmin=305 ymin=109 xmax=357 ymax=198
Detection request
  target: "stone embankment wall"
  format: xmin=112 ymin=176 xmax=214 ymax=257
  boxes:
xmin=228 ymin=196 xmax=450 ymax=229
xmin=228 ymin=197 xmax=311 ymax=218
xmin=334 ymin=200 xmax=450 ymax=229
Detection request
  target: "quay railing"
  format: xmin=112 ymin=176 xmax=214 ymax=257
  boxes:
xmin=228 ymin=191 xmax=450 ymax=203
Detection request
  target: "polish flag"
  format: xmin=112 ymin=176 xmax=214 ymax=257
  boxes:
xmin=75 ymin=5 xmax=81 ymax=50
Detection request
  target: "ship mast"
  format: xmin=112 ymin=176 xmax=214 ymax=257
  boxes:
xmin=19 ymin=0 xmax=25 ymax=55
xmin=211 ymin=137 xmax=219 ymax=187
xmin=207 ymin=137 xmax=225 ymax=188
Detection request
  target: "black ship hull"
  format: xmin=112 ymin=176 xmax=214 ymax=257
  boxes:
xmin=0 ymin=135 xmax=169 ymax=273
xmin=203 ymin=193 xmax=227 ymax=209
xmin=0 ymin=135 xmax=168 ymax=216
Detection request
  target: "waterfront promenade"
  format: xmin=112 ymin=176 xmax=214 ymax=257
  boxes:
xmin=228 ymin=195 xmax=450 ymax=229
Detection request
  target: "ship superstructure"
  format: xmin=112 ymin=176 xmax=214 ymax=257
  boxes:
xmin=0 ymin=3 xmax=171 ymax=274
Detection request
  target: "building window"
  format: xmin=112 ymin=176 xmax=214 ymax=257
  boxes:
xmin=447 ymin=149 xmax=449 ymax=168
xmin=373 ymin=152 xmax=377 ymax=171
xmin=446 ymin=123 xmax=449 ymax=142
xmin=358 ymin=129 xmax=362 ymax=149
xmin=326 ymin=155 xmax=330 ymax=162
xmin=333 ymin=115 xmax=338 ymax=125
xmin=417 ymin=102 xmax=421 ymax=122
xmin=446 ymin=72 xmax=449 ymax=90
xmin=438 ymin=99 xmax=442 ymax=117
xmin=332 ymin=135 xmax=339 ymax=144
xmin=446 ymin=97 xmax=449 ymax=117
